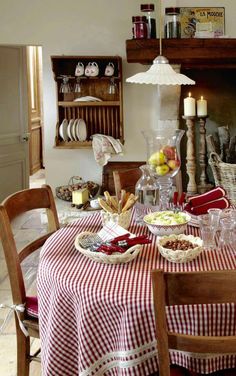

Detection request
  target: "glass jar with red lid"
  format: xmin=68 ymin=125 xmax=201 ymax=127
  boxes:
xmin=132 ymin=16 xmax=148 ymax=39
xmin=140 ymin=4 xmax=156 ymax=38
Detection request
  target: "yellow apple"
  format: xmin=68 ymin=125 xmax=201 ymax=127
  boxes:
xmin=148 ymin=151 xmax=166 ymax=166
xmin=155 ymin=164 xmax=170 ymax=176
xmin=167 ymin=159 xmax=180 ymax=170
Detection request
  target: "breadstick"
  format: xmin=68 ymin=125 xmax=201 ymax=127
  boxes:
xmin=104 ymin=191 xmax=112 ymax=206
xmin=110 ymin=196 xmax=118 ymax=212
xmin=98 ymin=198 xmax=114 ymax=213
xmin=120 ymin=189 xmax=127 ymax=209
xmin=124 ymin=192 xmax=130 ymax=205
xmin=122 ymin=196 xmax=135 ymax=212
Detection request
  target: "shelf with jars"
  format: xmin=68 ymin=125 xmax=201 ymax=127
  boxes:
xmin=51 ymin=55 xmax=123 ymax=149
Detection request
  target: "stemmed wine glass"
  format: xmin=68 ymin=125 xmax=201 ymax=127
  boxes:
xmin=108 ymin=78 xmax=117 ymax=95
xmin=74 ymin=77 xmax=82 ymax=93
xmin=59 ymin=75 xmax=72 ymax=93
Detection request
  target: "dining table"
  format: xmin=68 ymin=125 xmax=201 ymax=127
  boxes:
xmin=37 ymin=209 xmax=236 ymax=376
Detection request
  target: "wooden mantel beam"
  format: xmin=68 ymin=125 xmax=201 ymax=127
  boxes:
xmin=126 ymin=39 xmax=236 ymax=69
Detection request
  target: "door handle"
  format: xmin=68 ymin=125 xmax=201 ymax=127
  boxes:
xmin=21 ymin=133 xmax=30 ymax=142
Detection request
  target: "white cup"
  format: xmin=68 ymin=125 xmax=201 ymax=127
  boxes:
xmin=105 ymin=62 xmax=115 ymax=76
xmin=87 ymin=62 xmax=99 ymax=77
xmin=75 ymin=62 xmax=84 ymax=77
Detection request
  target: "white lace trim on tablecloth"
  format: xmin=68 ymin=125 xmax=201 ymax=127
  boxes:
xmin=80 ymin=340 xmax=157 ymax=376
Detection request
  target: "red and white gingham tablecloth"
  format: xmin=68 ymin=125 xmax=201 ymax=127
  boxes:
xmin=37 ymin=211 xmax=236 ymax=376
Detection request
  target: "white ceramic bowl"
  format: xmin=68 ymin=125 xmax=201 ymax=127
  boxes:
xmin=143 ymin=210 xmax=191 ymax=236
xmin=90 ymin=198 xmax=101 ymax=209
xmin=157 ymin=234 xmax=203 ymax=263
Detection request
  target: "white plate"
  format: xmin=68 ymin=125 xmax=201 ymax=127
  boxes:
xmin=59 ymin=119 xmax=68 ymax=141
xmin=77 ymin=119 xmax=87 ymax=142
xmin=67 ymin=119 xmax=74 ymax=141
xmin=71 ymin=119 xmax=78 ymax=141
xmin=74 ymin=96 xmax=102 ymax=102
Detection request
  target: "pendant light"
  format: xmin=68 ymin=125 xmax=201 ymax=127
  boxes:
xmin=126 ymin=1 xmax=195 ymax=86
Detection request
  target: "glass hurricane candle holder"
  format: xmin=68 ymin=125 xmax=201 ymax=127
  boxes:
xmin=142 ymin=129 xmax=185 ymax=210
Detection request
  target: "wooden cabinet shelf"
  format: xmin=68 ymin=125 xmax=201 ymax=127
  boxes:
xmin=54 ymin=140 xmax=92 ymax=149
xmin=58 ymin=101 xmax=120 ymax=107
xmin=51 ymin=55 xmax=123 ymax=148
xmin=126 ymin=38 xmax=236 ymax=69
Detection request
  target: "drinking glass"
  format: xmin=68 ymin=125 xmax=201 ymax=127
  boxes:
xmin=207 ymin=208 xmax=222 ymax=229
xmin=218 ymin=218 xmax=234 ymax=248
xmin=198 ymin=214 xmax=216 ymax=250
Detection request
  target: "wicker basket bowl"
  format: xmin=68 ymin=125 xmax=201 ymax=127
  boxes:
xmin=74 ymin=231 xmax=142 ymax=264
xmin=209 ymin=152 xmax=236 ymax=204
xmin=157 ymin=234 xmax=203 ymax=263
xmin=101 ymin=209 xmax=132 ymax=230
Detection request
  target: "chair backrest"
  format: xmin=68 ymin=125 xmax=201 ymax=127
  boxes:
xmin=113 ymin=168 xmax=142 ymax=198
xmin=0 ymin=184 xmax=60 ymax=306
xmin=152 ymin=270 xmax=236 ymax=376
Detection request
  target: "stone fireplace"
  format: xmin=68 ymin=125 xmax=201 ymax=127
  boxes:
xmin=126 ymin=38 xmax=236 ymax=191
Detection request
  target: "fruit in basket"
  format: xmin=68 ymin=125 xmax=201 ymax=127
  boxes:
xmin=149 ymin=151 xmax=166 ymax=166
xmin=155 ymin=164 xmax=170 ymax=176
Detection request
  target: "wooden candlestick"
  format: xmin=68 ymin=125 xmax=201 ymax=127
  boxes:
xmin=197 ymin=115 xmax=213 ymax=194
xmin=182 ymin=116 xmax=197 ymax=195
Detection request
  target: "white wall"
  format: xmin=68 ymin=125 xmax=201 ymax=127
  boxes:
xmin=0 ymin=0 xmax=235 ymax=190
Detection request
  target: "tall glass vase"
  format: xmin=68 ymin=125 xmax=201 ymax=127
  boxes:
xmin=142 ymin=129 xmax=185 ymax=210
xmin=135 ymin=164 xmax=159 ymax=222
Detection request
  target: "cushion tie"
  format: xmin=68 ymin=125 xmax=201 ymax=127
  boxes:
xmin=0 ymin=303 xmax=29 ymax=337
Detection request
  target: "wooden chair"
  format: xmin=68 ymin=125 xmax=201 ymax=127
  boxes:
xmin=0 ymin=185 xmax=60 ymax=376
xmin=113 ymin=168 xmax=142 ymax=197
xmin=152 ymin=270 xmax=236 ymax=376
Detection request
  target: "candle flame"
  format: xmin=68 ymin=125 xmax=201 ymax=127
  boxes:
xmin=188 ymin=92 xmax=191 ymax=97
xmin=201 ymin=96 xmax=204 ymax=100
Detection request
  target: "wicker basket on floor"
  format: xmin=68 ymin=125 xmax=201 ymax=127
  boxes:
xmin=209 ymin=152 xmax=236 ymax=204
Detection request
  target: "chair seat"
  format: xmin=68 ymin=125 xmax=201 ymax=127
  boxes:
xmin=26 ymin=296 xmax=38 ymax=319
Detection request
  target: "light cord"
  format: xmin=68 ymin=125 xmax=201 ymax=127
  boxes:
xmin=159 ymin=0 xmax=162 ymax=55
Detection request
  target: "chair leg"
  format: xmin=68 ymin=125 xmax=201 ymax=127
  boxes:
xmin=16 ymin=326 xmax=30 ymax=376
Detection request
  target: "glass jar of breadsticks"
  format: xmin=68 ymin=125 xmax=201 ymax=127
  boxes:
xmin=98 ymin=190 xmax=138 ymax=229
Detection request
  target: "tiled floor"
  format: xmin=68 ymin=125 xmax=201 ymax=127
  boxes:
xmin=0 ymin=170 xmax=93 ymax=375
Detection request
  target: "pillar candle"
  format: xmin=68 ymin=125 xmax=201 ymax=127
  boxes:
xmin=197 ymin=96 xmax=207 ymax=117
xmin=184 ymin=93 xmax=196 ymax=116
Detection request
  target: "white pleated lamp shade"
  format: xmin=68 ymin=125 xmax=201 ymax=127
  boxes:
xmin=126 ymin=55 xmax=195 ymax=86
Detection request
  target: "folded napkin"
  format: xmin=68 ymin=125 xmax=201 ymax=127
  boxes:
xmin=98 ymin=222 xmax=130 ymax=242
xmin=185 ymin=197 xmax=230 ymax=215
xmin=92 ymin=134 xmax=123 ymax=166
xmin=184 ymin=187 xmax=230 ymax=215
xmin=188 ymin=187 xmax=226 ymax=207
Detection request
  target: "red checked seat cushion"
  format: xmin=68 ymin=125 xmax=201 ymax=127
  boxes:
xmin=26 ymin=296 xmax=38 ymax=319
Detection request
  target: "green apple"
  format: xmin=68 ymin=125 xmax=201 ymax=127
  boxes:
xmin=167 ymin=159 xmax=180 ymax=170
xmin=155 ymin=164 xmax=170 ymax=176
xmin=148 ymin=151 xmax=166 ymax=166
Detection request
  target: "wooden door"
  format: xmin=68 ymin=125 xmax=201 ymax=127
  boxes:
xmin=27 ymin=46 xmax=43 ymax=174
xmin=0 ymin=46 xmax=29 ymax=201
